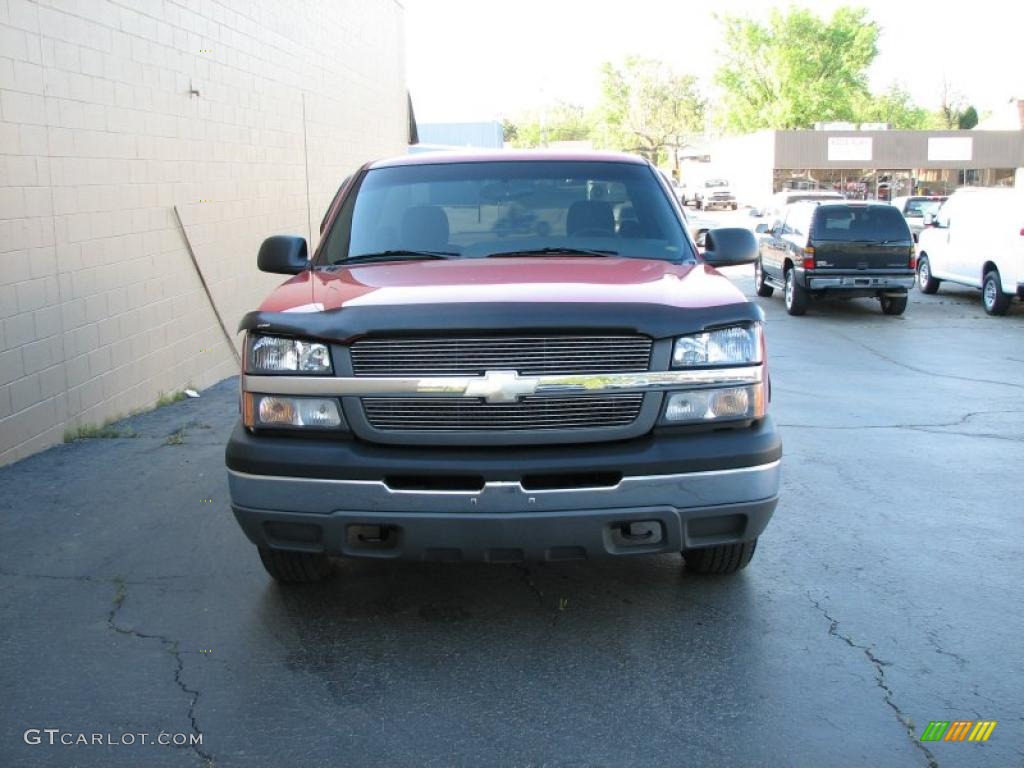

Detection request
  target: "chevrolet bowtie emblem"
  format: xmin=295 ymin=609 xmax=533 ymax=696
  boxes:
xmin=465 ymin=370 xmax=539 ymax=403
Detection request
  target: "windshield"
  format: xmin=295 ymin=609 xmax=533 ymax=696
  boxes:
xmin=904 ymin=198 xmax=942 ymax=217
xmin=318 ymin=161 xmax=692 ymax=264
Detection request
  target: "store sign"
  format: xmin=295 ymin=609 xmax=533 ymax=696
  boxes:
xmin=928 ymin=137 xmax=972 ymax=162
xmin=827 ymin=137 xmax=873 ymax=162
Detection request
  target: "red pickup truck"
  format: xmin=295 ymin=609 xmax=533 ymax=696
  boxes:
xmin=225 ymin=151 xmax=781 ymax=583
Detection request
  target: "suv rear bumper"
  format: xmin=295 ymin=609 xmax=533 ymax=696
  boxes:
xmin=226 ymin=418 xmax=782 ymax=561
xmin=808 ymin=275 xmax=914 ymax=291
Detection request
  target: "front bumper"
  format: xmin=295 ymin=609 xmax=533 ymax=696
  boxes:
xmin=226 ymin=418 xmax=782 ymax=561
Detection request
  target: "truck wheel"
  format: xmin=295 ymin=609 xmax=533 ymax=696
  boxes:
xmin=982 ymin=270 xmax=1011 ymax=316
xmin=879 ymin=292 xmax=908 ymax=315
xmin=731 ymin=202 xmax=738 ymax=211
xmin=784 ymin=268 xmax=808 ymax=315
xmin=755 ymin=258 xmax=774 ymax=297
xmin=695 ymin=199 xmax=703 ymax=210
xmin=683 ymin=539 xmax=758 ymax=574
xmin=258 ymin=547 xmax=331 ymax=583
xmin=917 ymin=256 xmax=940 ymax=294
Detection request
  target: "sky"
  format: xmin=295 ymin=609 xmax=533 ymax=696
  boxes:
xmin=404 ymin=0 xmax=1024 ymax=124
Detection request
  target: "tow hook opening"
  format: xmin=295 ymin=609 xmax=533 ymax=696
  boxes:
xmin=347 ymin=524 xmax=399 ymax=550
xmin=610 ymin=520 xmax=664 ymax=548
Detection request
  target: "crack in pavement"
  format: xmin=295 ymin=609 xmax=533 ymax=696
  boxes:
xmin=778 ymin=409 xmax=1024 ymax=432
xmin=0 ymin=568 xmax=184 ymax=585
xmin=807 ymin=593 xmax=938 ymax=768
xmin=825 ymin=329 xmax=1024 ymax=391
xmin=924 ymin=630 xmax=968 ymax=669
xmin=512 ymin=564 xmax=570 ymax=627
xmin=513 ymin=563 xmax=545 ymax=607
xmin=107 ymin=578 xmax=214 ymax=767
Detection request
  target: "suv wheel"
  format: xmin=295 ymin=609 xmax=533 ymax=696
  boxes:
xmin=784 ymin=268 xmax=808 ymax=315
xmin=982 ymin=270 xmax=1011 ymax=316
xmin=683 ymin=539 xmax=758 ymax=574
xmin=754 ymin=258 xmax=774 ymax=297
xmin=917 ymin=256 xmax=940 ymax=294
xmin=879 ymin=292 xmax=908 ymax=315
xmin=258 ymin=547 xmax=332 ymax=583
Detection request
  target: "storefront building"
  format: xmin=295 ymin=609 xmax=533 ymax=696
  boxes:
xmin=710 ymin=129 xmax=1024 ymax=205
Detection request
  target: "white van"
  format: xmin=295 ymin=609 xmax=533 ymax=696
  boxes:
xmin=916 ymin=188 xmax=1024 ymax=315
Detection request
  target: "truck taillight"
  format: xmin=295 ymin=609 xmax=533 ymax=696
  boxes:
xmin=909 ymin=246 xmax=917 ymax=270
xmin=802 ymin=246 xmax=815 ymax=270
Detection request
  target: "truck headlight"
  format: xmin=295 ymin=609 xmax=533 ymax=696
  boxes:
xmin=662 ymin=385 xmax=763 ymax=424
xmin=672 ymin=324 xmax=762 ymax=368
xmin=247 ymin=335 xmax=332 ymax=374
xmin=243 ymin=394 xmax=345 ymax=430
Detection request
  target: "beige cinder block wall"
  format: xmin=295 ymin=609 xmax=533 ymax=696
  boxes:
xmin=0 ymin=0 xmax=408 ymax=464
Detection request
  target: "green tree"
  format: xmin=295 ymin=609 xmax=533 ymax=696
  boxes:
xmin=595 ymin=57 xmax=706 ymax=167
xmin=503 ymin=103 xmax=593 ymax=148
xmin=957 ymin=105 xmax=978 ymax=130
xmin=714 ymin=6 xmax=879 ymax=132
xmin=854 ymin=83 xmax=930 ymax=129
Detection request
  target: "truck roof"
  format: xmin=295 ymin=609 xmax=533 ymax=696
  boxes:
xmin=369 ymin=149 xmax=649 ymax=169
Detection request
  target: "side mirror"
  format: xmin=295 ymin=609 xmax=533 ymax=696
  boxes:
xmin=702 ymin=227 xmax=758 ymax=267
xmin=258 ymin=235 xmax=309 ymax=274
xmin=754 ymin=223 xmax=769 ymax=234
xmin=922 ymin=212 xmax=937 ymax=227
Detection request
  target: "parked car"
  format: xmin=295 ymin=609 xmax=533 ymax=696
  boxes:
xmin=890 ymin=195 xmax=947 ymax=242
xmin=695 ymin=178 xmax=737 ymax=210
xmin=226 ymin=150 xmax=781 ymax=582
xmin=755 ymin=201 xmax=916 ymax=315
xmin=750 ymin=189 xmax=846 ymax=220
xmin=657 ymin=170 xmax=709 ymax=244
xmin=916 ymin=188 xmax=1024 ymax=315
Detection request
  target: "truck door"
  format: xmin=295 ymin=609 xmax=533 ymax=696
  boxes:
xmin=929 ymin=198 xmax=959 ymax=282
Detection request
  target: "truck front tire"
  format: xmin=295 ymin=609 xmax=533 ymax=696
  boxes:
xmin=917 ymin=256 xmax=940 ymax=294
xmin=683 ymin=539 xmax=758 ymax=574
xmin=258 ymin=547 xmax=332 ymax=583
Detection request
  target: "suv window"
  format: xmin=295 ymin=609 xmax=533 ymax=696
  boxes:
xmin=813 ymin=205 xmax=912 ymax=242
xmin=319 ymin=161 xmax=691 ymax=264
xmin=782 ymin=206 xmax=814 ymax=237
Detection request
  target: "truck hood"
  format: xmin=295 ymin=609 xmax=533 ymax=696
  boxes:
xmin=259 ymin=257 xmax=746 ymax=313
xmin=246 ymin=257 xmax=763 ymax=342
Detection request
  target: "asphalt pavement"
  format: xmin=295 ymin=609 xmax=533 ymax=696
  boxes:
xmin=1 ymin=237 xmax=1022 ymax=767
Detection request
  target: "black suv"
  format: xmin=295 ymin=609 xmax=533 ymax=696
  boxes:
xmin=754 ymin=202 xmax=916 ymax=316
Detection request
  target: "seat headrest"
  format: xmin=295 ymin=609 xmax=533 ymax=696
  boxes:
xmin=566 ymin=200 xmax=614 ymax=237
xmin=400 ymin=205 xmax=450 ymax=249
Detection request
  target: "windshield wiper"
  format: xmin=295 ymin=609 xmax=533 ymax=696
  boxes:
xmin=334 ymin=250 xmax=458 ymax=265
xmin=484 ymin=247 xmax=618 ymax=258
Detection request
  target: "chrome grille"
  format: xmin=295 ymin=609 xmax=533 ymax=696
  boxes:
xmin=362 ymin=394 xmax=644 ymax=431
xmin=350 ymin=336 xmax=652 ymax=376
